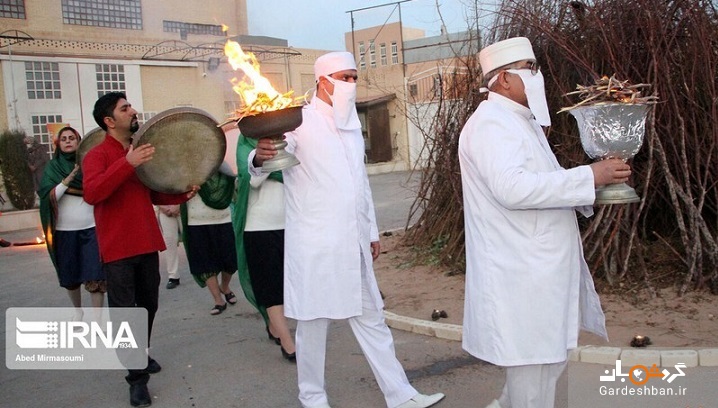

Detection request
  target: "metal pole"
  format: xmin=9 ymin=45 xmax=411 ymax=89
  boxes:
xmin=76 ymin=63 xmax=85 ymax=136
xmin=397 ymin=1 xmax=409 ymax=171
xmin=7 ymin=44 xmax=21 ymax=129
xmin=345 ymin=0 xmax=413 ymax=67
xmin=350 ymin=11 xmax=356 ymax=57
xmin=398 ymin=2 xmax=406 ymax=78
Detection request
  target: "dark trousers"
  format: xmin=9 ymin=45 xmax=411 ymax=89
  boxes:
xmin=103 ymin=252 xmax=160 ymax=384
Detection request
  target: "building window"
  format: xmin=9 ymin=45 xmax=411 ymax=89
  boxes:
xmin=0 ymin=0 xmax=25 ymax=19
xmin=391 ymin=42 xmax=398 ymax=64
xmin=163 ymin=21 xmax=224 ymax=37
xmin=62 ymin=0 xmax=142 ymax=30
xmin=409 ymin=83 xmax=418 ymax=97
xmin=358 ymin=42 xmax=366 ymax=70
xmin=380 ymin=43 xmax=387 ymax=66
xmin=95 ymin=64 xmax=126 ymax=98
xmin=31 ymin=115 xmax=63 ymax=155
xmin=358 ymin=112 xmax=369 ymax=156
xmin=137 ymin=112 xmax=156 ymax=126
xmin=25 ymin=62 xmax=61 ymax=100
xmin=369 ymin=40 xmax=376 ymax=68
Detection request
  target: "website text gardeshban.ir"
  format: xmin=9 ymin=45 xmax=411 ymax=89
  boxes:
xmin=599 ymin=385 xmax=687 ymax=396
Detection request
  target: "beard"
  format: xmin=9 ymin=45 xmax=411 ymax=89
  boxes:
xmin=130 ymin=120 xmax=140 ymax=133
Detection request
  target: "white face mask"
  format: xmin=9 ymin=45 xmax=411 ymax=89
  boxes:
xmin=506 ymin=69 xmax=551 ymax=126
xmin=324 ymin=76 xmax=361 ymax=130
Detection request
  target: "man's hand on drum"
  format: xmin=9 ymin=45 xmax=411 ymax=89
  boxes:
xmin=159 ymin=205 xmax=180 ymax=217
xmin=253 ymin=137 xmax=278 ymax=167
xmin=126 ymin=143 xmax=155 ymax=167
xmin=185 ymin=185 xmax=200 ymax=200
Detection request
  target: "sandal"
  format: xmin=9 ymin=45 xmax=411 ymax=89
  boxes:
xmin=210 ymin=303 xmax=227 ymax=315
xmin=223 ymin=291 xmax=238 ymax=305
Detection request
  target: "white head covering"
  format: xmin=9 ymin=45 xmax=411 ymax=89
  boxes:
xmin=479 ymin=37 xmax=536 ymax=74
xmin=479 ymin=37 xmax=551 ymax=126
xmin=314 ymin=51 xmax=357 ymax=81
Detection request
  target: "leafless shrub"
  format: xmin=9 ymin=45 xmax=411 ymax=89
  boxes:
xmin=405 ymin=0 xmax=718 ymax=295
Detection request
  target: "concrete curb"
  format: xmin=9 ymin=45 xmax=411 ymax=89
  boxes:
xmin=384 ymin=310 xmax=718 ymax=367
xmin=384 ymin=311 xmax=462 ymax=342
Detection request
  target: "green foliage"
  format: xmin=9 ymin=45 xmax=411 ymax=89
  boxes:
xmin=405 ymin=234 xmax=450 ymax=268
xmin=405 ymin=0 xmax=718 ymax=292
xmin=0 ymin=129 xmax=35 ymax=210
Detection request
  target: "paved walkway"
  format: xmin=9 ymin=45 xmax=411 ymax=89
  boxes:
xmin=1 ymin=171 xmax=716 ymax=407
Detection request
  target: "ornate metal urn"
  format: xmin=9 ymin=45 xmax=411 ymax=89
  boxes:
xmin=236 ymin=106 xmax=303 ymax=173
xmin=569 ymin=103 xmax=649 ymax=204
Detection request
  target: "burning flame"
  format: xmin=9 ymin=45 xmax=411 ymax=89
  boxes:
xmin=223 ymin=39 xmax=295 ymax=116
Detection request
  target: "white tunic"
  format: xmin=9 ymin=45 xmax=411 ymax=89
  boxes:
xmin=186 ymin=194 xmax=232 ymax=226
xmin=54 ymin=183 xmax=95 ymax=231
xmin=259 ymin=97 xmax=382 ymax=320
xmin=458 ymin=92 xmax=607 ymax=366
xmin=245 ymin=175 xmax=285 ymax=231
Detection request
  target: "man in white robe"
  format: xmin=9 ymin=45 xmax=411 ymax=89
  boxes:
xmin=458 ymin=37 xmax=633 ymax=408
xmin=251 ymin=52 xmax=445 ymax=408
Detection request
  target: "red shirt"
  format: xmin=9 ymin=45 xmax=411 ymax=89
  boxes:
xmin=83 ymin=134 xmax=187 ymax=263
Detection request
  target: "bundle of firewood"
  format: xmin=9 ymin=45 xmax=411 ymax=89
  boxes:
xmin=558 ymin=75 xmax=659 ymax=113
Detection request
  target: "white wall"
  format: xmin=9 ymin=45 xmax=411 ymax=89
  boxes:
xmin=2 ymin=55 xmax=145 ymax=138
xmin=406 ymin=101 xmax=438 ymax=168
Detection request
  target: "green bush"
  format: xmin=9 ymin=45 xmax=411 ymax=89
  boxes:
xmin=0 ymin=129 xmax=35 ymax=210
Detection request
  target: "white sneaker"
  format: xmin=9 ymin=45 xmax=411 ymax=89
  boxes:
xmin=396 ymin=393 xmax=446 ymax=408
xmin=485 ymin=399 xmax=502 ymax=408
xmin=305 ymin=404 xmax=331 ymax=408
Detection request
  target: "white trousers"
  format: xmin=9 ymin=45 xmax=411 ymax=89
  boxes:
xmin=158 ymin=212 xmax=181 ymax=280
xmin=497 ymin=361 xmax=567 ymax=408
xmin=295 ymin=268 xmax=417 ymax=408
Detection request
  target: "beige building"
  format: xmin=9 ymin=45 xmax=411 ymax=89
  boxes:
xmin=1 ymin=0 xmax=478 ymax=196
xmin=0 ymin=0 xmax=323 ymax=161
xmin=344 ymin=22 xmax=424 ymax=172
xmin=345 ymin=22 xmax=479 ymax=169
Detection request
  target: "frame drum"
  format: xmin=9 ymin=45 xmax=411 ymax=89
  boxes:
xmin=133 ymin=107 xmax=226 ymax=194
xmin=77 ymin=127 xmax=106 ymax=167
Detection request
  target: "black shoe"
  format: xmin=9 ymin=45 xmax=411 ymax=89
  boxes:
xmin=146 ymin=357 xmax=161 ymax=374
xmin=129 ymin=383 xmax=151 ymax=407
xmin=166 ymin=279 xmax=180 ymax=289
xmin=281 ymin=346 xmax=296 ymax=362
xmin=0 ymin=238 xmax=11 ymax=248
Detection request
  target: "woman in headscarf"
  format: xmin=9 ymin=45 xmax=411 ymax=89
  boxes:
xmin=39 ymin=126 xmax=105 ymax=316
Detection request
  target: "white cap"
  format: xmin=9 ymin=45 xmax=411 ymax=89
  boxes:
xmin=479 ymin=37 xmax=536 ymax=74
xmin=314 ymin=51 xmax=357 ymax=81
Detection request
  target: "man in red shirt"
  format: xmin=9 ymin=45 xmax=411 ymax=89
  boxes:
xmin=83 ymin=92 xmax=197 ymax=407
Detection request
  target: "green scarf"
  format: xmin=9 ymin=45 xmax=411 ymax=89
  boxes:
xmin=198 ymin=171 xmax=235 ymax=210
xmin=231 ymin=135 xmax=283 ymax=325
xmin=38 ymin=149 xmax=83 ymax=270
xmin=181 ymin=170 xmax=237 ymax=287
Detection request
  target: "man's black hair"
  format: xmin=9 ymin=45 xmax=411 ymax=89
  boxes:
xmin=93 ymin=92 xmax=127 ymax=130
